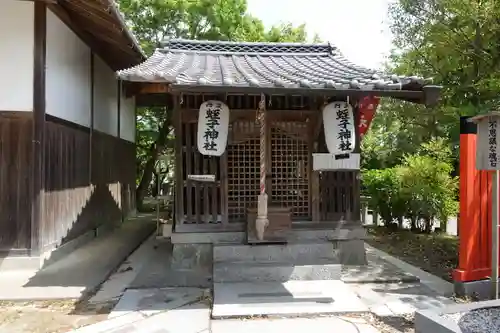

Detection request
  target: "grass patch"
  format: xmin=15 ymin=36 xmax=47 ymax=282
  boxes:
xmin=365 ymin=226 xmax=458 ymax=282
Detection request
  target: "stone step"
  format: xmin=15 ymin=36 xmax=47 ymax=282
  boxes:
xmin=212 ymin=280 xmax=369 ymax=319
xmin=213 ymin=242 xmax=339 ymax=263
xmin=213 ymin=260 xmax=342 ymax=283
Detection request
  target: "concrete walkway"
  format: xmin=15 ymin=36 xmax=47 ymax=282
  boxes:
xmin=65 ymin=239 xmax=457 ymax=333
xmin=0 ymin=215 xmax=155 ymax=301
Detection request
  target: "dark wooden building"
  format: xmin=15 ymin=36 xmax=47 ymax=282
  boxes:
xmin=0 ymin=0 xmax=144 ymax=267
xmin=119 ymin=39 xmax=440 ymax=246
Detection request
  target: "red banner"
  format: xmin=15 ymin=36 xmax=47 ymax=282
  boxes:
xmin=358 ymin=96 xmax=380 ymax=139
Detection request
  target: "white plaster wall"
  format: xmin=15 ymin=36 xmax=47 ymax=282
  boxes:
xmin=0 ymin=1 xmax=34 ymax=112
xmin=120 ymin=95 xmax=136 ymax=142
xmin=45 ymin=10 xmax=91 ymax=126
xmin=93 ymin=55 xmax=118 ymax=136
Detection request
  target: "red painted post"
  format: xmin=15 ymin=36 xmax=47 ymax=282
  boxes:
xmin=453 ymin=116 xmax=494 ymax=283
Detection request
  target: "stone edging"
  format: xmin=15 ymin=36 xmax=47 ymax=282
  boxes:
xmin=364 ymin=243 xmax=454 ymax=297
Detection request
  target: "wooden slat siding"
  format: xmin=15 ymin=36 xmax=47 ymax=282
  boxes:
xmin=174 ymin=96 xmax=184 ymax=226
xmin=352 ymin=170 xmax=361 ymax=221
xmin=220 ymin=151 xmax=229 ymax=225
xmin=203 ymin=157 xmax=210 ymax=222
xmin=43 ymin=120 xmax=91 ymax=248
xmin=0 ymin=115 xmax=33 ymax=250
xmin=41 ymin=118 xmax=136 ymax=249
xmin=211 ymin=156 xmax=218 ymax=224
xmin=185 ymin=122 xmax=193 ymax=223
xmin=318 ymin=171 xmax=358 ymax=221
xmin=193 ymin=125 xmax=202 ymax=224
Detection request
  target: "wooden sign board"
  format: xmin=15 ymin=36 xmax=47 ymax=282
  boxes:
xmin=187 ymin=174 xmax=216 ymax=182
xmin=470 ymin=112 xmax=500 ymax=170
xmin=312 ymin=153 xmax=360 ymax=171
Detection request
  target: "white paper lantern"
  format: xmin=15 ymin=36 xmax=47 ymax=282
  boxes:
xmin=322 ymin=101 xmax=356 ymax=155
xmin=197 ymin=100 xmax=230 ymax=156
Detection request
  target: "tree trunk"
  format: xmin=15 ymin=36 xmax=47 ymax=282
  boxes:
xmin=424 ymin=217 xmax=433 ymax=234
xmin=136 ymin=114 xmax=172 ymax=210
xmin=410 ymin=216 xmax=417 ymax=231
xmin=152 ymin=171 xmax=160 ymax=197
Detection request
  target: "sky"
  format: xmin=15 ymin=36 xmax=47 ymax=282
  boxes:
xmin=246 ymin=0 xmax=394 ymax=70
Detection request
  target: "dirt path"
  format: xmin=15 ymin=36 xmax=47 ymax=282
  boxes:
xmin=0 ymin=300 xmax=116 ymax=333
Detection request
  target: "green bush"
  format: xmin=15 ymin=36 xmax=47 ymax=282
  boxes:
xmin=362 ymin=167 xmax=407 ymax=227
xmin=361 ymin=138 xmax=459 ymax=233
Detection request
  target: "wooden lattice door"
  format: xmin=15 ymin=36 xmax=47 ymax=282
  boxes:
xmin=270 ymin=121 xmax=310 ymax=219
xmin=227 ymin=120 xmax=260 ymax=222
xmin=226 ymin=119 xmax=311 ymax=223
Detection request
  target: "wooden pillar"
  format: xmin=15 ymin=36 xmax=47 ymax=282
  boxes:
xmin=255 ymin=94 xmax=269 ymax=240
xmin=310 ymin=112 xmax=322 ymax=222
xmin=31 ymin=1 xmax=47 ymax=254
xmin=173 ymin=96 xmax=184 ymax=227
xmin=453 ymin=116 xmax=491 ymax=282
xmin=89 ymin=53 xmax=95 ymax=184
xmin=352 ymin=99 xmax=361 ymax=221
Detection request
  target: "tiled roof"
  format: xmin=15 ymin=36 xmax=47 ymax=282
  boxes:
xmin=117 ymin=39 xmax=432 ymax=91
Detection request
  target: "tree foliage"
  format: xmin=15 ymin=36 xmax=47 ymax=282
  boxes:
xmin=364 ymin=0 xmax=500 ymax=173
xmin=363 ymin=139 xmax=458 ymax=233
xmin=119 ymin=0 xmax=314 ymax=54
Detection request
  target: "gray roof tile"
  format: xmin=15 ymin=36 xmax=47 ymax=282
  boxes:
xmin=117 ymin=39 xmax=432 ymax=91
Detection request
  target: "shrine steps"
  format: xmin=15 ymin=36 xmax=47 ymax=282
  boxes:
xmin=213 ymin=242 xmax=344 ymax=283
xmin=213 ymin=242 xmax=337 ymax=262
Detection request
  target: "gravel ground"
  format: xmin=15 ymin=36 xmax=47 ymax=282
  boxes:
xmin=0 ymin=299 xmax=116 ymax=333
xmin=442 ymin=307 xmax=500 ymax=333
xmin=358 ymin=313 xmax=415 ymax=333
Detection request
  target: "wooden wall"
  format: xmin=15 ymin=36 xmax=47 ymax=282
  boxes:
xmin=0 ymin=113 xmax=135 ymax=253
xmin=173 ymin=93 xmax=362 ymax=231
xmin=41 ymin=117 xmax=136 ymax=250
xmin=0 ymin=113 xmax=33 ymax=251
xmin=318 ymin=171 xmax=360 ymax=222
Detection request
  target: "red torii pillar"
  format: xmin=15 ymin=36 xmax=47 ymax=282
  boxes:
xmin=453 ymin=116 xmax=498 ymax=298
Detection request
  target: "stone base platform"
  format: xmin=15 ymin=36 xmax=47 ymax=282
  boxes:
xmin=212 ymin=280 xmax=369 ymax=318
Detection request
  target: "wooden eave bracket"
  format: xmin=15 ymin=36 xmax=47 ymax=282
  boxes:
xmin=422 ymin=85 xmax=443 ymax=107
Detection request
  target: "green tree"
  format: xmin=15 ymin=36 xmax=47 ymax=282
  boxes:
xmin=389 ymin=0 xmax=500 ymax=112
xmin=118 ymin=0 xmax=314 ymax=208
xmin=364 ymin=0 xmax=500 ymax=171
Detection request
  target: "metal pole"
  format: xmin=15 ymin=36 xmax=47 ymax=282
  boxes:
xmin=492 ymin=170 xmax=499 ymax=299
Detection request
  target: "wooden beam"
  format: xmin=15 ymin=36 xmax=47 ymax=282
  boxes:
xmin=89 ymin=53 xmax=95 ymax=184
xmin=139 ymin=83 xmax=171 ymax=94
xmin=31 ymin=0 xmax=47 ymax=253
xmin=173 ymin=96 xmax=184 ymax=226
xmin=62 ymin=0 xmax=124 ymax=36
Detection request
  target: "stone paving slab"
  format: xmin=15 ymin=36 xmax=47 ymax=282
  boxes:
xmin=350 ymin=282 xmax=455 ymax=316
xmin=69 ymin=312 xmax=146 ymax=333
xmin=212 ymin=280 xmax=368 ymax=318
xmin=211 ymin=317 xmax=381 ymax=333
xmin=107 ymin=302 xmax=210 ymax=333
xmin=341 ymin=247 xmax=419 ymax=284
xmin=0 ymin=219 xmax=155 ymax=301
xmin=90 ymin=235 xmax=160 ymax=304
xmin=70 ymin=302 xmax=210 ymax=333
xmin=109 ymin=287 xmax=207 ymax=318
